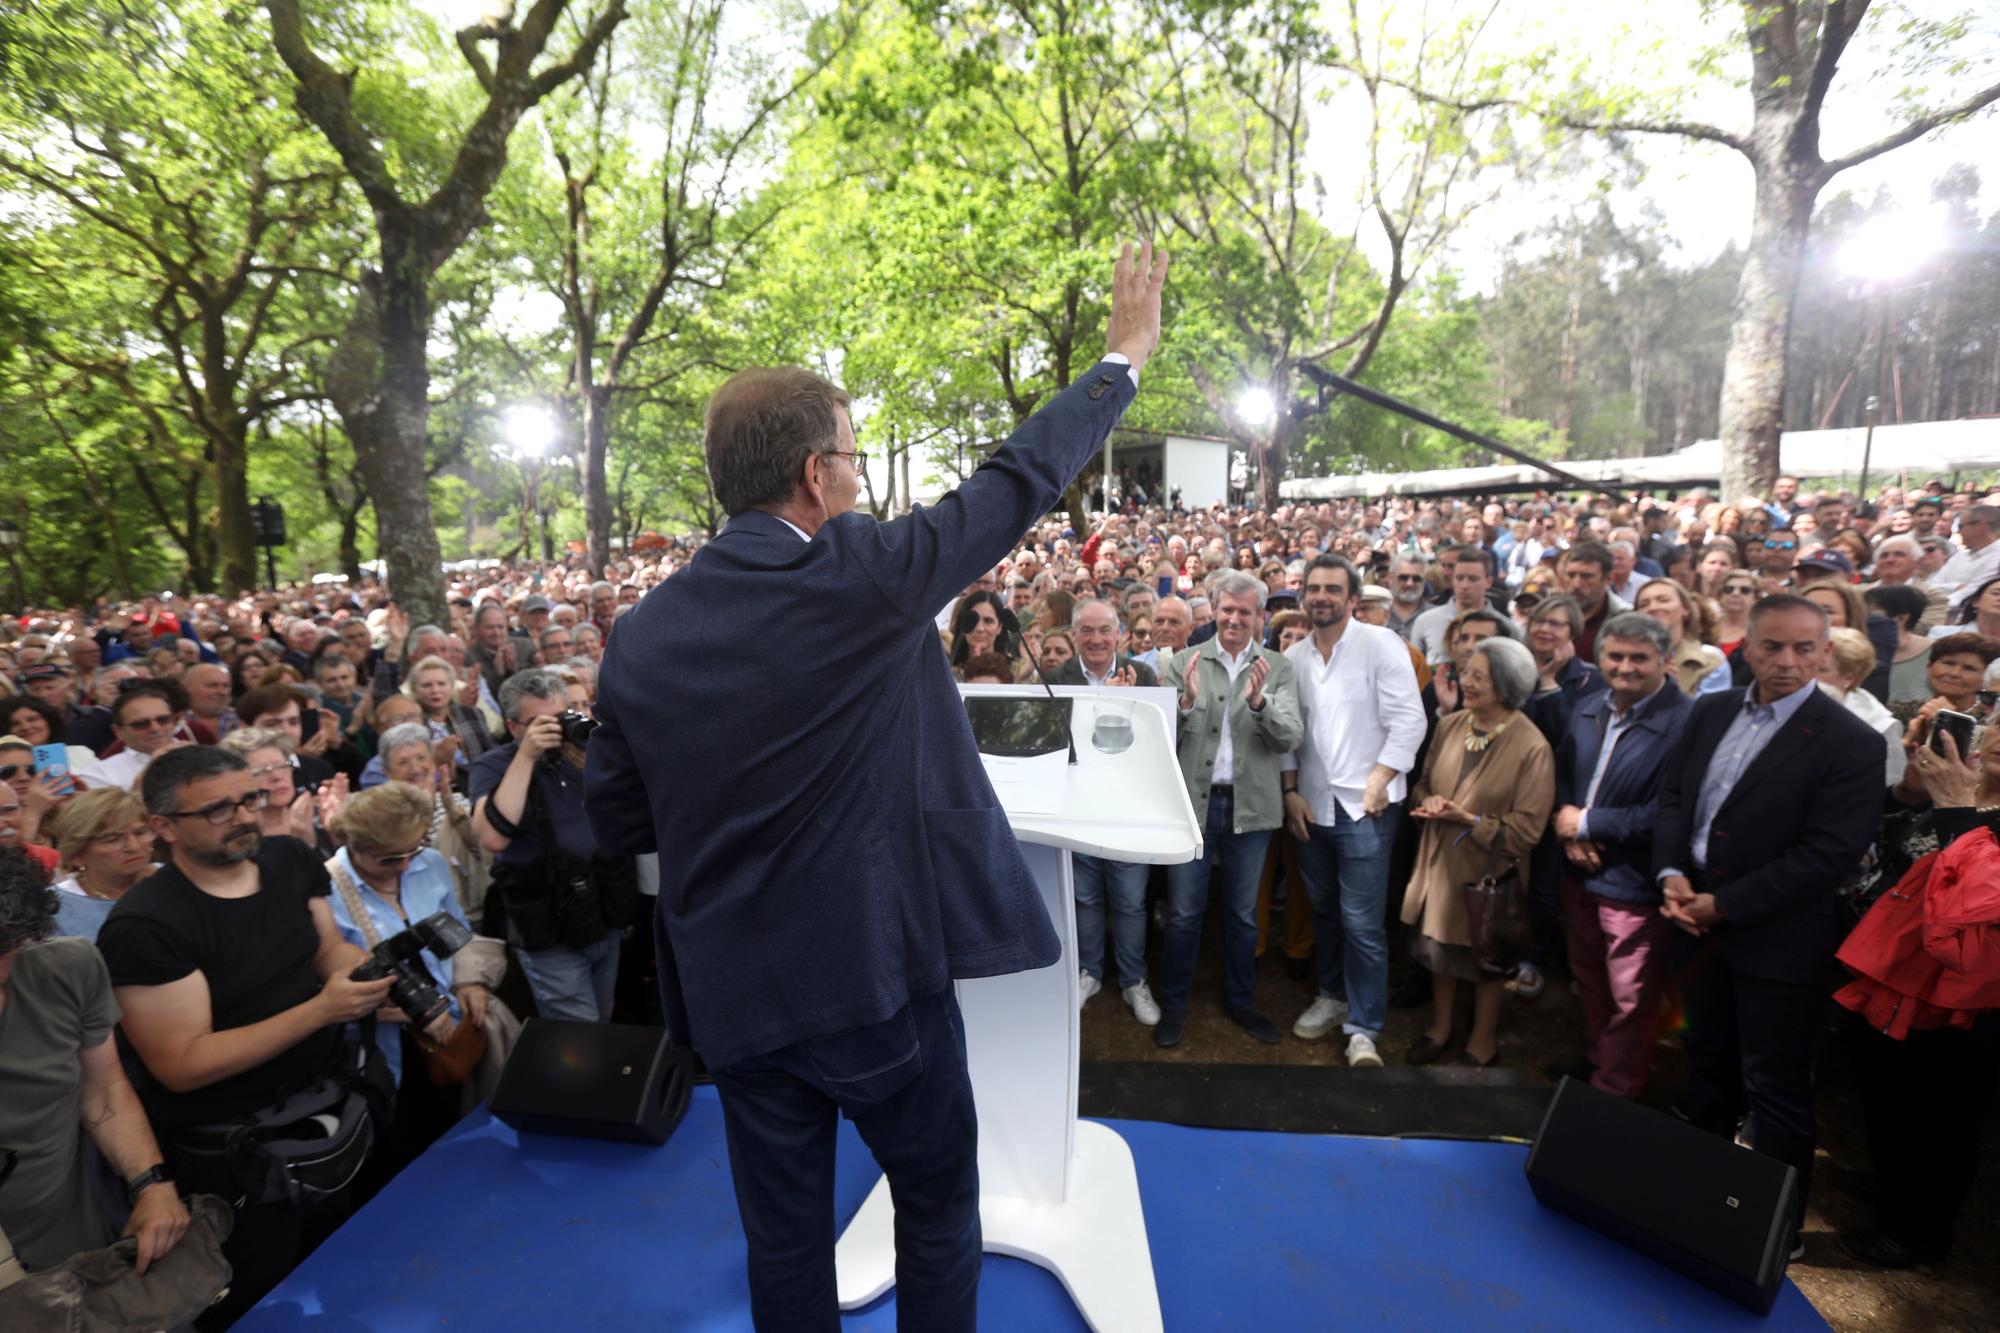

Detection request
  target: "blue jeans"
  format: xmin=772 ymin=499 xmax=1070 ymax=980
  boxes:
xmin=711 ymin=991 xmax=980 ymax=1332
xmin=1295 ymin=805 xmax=1398 ymax=1038
xmin=1073 ymin=853 xmax=1149 ymax=990
xmin=516 ymin=932 xmax=621 ymax=1021
xmin=1160 ymin=788 xmax=1273 ymax=1015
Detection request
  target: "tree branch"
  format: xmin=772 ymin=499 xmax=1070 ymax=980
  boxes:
xmin=1818 ymin=78 xmax=2000 ymax=181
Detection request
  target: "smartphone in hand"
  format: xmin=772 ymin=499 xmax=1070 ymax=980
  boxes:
xmin=32 ymin=743 xmax=77 ymax=797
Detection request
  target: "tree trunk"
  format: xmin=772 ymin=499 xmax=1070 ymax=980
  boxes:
xmin=1717 ymin=150 xmax=1818 ymax=501
xmin=214 ymin=422 xmax=258 ymax=593
xmin=583 ymin=385 xmax=612 ymax=570
xmin=328 ymin=254 xmax=448 ymax=628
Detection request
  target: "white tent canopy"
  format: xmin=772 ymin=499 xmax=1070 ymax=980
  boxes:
xmin=1279 ymin=419 xmax=2000 ymax=500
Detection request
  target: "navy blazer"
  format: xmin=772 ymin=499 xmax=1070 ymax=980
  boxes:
xmin=584 ymin=363 xmax=1137 ymax=1067
xmin=1651 ymin=684 xmax=1884 ymax=985
xmin=1554 ymin=680 xmax=1692 ymax=905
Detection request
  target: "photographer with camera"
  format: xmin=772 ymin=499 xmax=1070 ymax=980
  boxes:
xmin=325 ymin=781 xmax=511 ymax=1190
xmin=471 ymin=670 xmax=637 ymax=1023
xmin=96 ymin=746 xmax=395 ymax=1328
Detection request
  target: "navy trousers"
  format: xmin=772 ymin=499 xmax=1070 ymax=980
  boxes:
xmin=710 ymin=989 xmax=981 ymax=1332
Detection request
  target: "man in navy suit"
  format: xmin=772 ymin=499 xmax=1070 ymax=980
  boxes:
xmin=1550 ymin=612 xmax=1692 ymax=1099
xmin=585 ymin=243 xmax=1168 ymax=1330
xmin=1653 ymin=594 xmax=1884 ymax=1252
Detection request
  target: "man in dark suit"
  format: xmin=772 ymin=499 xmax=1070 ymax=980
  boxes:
xmin=1550 ymin=612 xmax=1692 ymax=1098
xmin=584 ymin=243 xmax=1167 ymax=1330
xmin=1049 ymin=596 xmax=1158 ymax=686
xmin=1653 ymin=593 xmax=1884 ymax=1251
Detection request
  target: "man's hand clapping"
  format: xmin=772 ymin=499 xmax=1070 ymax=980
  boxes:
xmin=1105 ymin=239 xmax=1169 ymax=374
xmin=1243 ymin=656 xmax=1269 ymax=711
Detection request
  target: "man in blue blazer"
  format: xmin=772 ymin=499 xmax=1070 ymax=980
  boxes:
xmin=1549 ymin=612 xmax=1692 ymax=1099
xmin=585 ymin=243 xmax=1168 ymax=1330
xmin=1652 ymin=594 xmax=1884 ymax=1252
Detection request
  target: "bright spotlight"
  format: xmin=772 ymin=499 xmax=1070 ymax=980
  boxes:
xmin=506 ymin=405 xmax=557 ymax=460
xmin=1842 ymin=209 xmax=1943 ymax=284
xmin=1237 ymin=387 xmax=1276 ymax=427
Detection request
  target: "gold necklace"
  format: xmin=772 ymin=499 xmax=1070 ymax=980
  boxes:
xmin=1464 ymin=719 xmax=1508 ymax=753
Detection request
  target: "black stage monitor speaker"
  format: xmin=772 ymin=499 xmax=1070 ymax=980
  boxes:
xmin=490 ymin=1019 xmax=692 ymax=1145
xmin=1524 ymin=1077 xmax=1799 ymax=1314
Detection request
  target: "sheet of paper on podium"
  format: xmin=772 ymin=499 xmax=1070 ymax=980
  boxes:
xmin=980 ymin=748 xmax=1072 ymax=817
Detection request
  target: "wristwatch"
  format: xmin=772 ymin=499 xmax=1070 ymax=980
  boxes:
xmin=126 ymin=1163 xmax=175 ymax=1204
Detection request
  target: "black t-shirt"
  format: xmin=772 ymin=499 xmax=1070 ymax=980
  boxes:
xmin=96 ymin=836 xmax=339 ymax=1128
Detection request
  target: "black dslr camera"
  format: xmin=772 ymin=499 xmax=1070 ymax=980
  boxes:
xmin=556 ymin=710 xmax=599 ymax=747
xmin=349 ymin=911 xmax=474 ymax=1027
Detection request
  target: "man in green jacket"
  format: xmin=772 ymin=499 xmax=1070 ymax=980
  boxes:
xmin=1154 ymin=570 xmax=1303 ymax=1047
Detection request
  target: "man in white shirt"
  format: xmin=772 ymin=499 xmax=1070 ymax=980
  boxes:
xmin=1282 ymin=555 xmax=1425 ymax=1068
xmin=1933 ymin=504 xmax=2000 ymax=612
xmin=78 ymin=684 xmax=192 ymax=791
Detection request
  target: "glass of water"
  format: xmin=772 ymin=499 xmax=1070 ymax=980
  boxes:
xmin=1091 ymin=701 xmax=1135 ymax=754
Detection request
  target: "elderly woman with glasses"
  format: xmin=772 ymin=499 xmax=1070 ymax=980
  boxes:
xmin=325 ymin=781 xmax=502 ymax=1186
xmin=219 ymin=726 xmax=348 ymax=855
xmin=1403 ymin=637 xmax=1555 ymax=1069
xmin=47 ymin=787 xmax=158 ymax=941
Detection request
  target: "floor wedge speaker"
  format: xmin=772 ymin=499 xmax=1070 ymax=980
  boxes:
xmin=1524 ymin=1076 xmax=1798 ymax=1314
xmin=490 ymin=1019 xmax=692 ymax=1145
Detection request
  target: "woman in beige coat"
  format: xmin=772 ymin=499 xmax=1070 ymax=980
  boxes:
xmin=1403 ymin=636 xmax=1555 ymax=1069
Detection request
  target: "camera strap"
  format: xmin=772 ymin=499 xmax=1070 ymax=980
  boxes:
xmin=327 ymin=857 xmax=390 ymax=953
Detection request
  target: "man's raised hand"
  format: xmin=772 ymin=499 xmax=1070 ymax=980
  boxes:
xmin=1106 ymin=239 xmax=1168 ymax=374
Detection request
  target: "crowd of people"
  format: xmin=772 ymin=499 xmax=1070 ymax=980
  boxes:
xmin=1 ymin=473 xmax=1996 ymax=1323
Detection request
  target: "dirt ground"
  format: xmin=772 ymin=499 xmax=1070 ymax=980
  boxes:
xmin=1077 ymin=904 xmax=1999 ymax=1333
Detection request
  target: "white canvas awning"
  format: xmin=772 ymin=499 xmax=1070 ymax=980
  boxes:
xmin=1280 ymin=418 xmax=2000 ymax=500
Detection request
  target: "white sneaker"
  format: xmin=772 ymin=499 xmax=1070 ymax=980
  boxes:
xmin=1345 ymin=1033 xmax=1384 ymax=1068
xmin=1122 ymin=982 xmax=1161 ymax=1027
xmin=1078 ymin=972 xmax=1101 ymax=1007
xmin=1292 ymin=995 xmax=1349 ymax=1040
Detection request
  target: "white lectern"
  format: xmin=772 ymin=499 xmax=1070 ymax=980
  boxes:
xmin=835 ymin=685 xmax=1202 ymax=1333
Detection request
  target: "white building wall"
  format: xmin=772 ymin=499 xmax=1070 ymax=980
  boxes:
xmin=1164 ymin=436 xmax=1230 ymax=508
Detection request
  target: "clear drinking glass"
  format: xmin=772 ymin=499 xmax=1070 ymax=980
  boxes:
xmin=1090 ymin=700 xmax=1134 ymax=754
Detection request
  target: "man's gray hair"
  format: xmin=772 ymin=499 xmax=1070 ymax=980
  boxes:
xmin=1070 ymin=597 xmax=1120 ymax=627
xmin=539 ymin=625 xmax=572 ymax=648
xmin=1596 ymin=612 xmax=1673 ymax=662
xmin=1873 ymin=534 xmax=1919 ymax=560
xmin=589 ymin=580 xmax=615 ymax=597
xmin=1209 ymin=570 xmax=1268 ymax=609
xmin=1968 ymin=504 xmax=2000 ymax=529
xmin=1608 ymin=539 xmax=1635 ymax=557
xmin=377 ymin=722 xmax=434 ymax=759
xmin=1471 ymin=637 xmax=1540 ymax=712
xmin=1186 ymin=595 xmax=1211 ymax=613
xmin=498 ymin=668 xmax=569 ymax=722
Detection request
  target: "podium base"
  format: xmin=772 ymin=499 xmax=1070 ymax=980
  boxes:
xmin=835 ymin=1120 xmax=1162 ymax=1333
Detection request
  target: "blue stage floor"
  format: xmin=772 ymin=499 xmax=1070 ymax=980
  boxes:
xmin=244 ymin=1086 xmax=1826 ymax=1330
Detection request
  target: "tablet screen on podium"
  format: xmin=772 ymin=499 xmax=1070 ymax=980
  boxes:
xmin=963 ymin=695 xmax=1074 ymax=758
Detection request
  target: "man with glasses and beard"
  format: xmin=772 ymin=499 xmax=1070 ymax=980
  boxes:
xmin=96 ymin=747 xmax=393 ymax=1328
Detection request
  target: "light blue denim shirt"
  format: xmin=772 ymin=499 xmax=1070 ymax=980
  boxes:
xmin=327 ymin=847 xmax=468 ymax=1087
